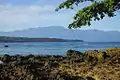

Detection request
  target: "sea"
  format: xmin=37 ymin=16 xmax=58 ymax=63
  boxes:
xmin=0 ymin=42 xmax=120 ymax=56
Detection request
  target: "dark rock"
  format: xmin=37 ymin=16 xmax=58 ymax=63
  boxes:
xmin=61 ymin=76 xmax=88 ymax=80
xmin=27 ymin=54 xmax=35 ymax=58
xmin=67 ymin=50 xmax=83 ymax=57
xmin=2 ymin=54 xmax=11 ymax=63
xmin=86 ymin=76 xmax=95 ymax=80
xmin=66 ymin=50 xmax=84 ymax=63
xmin=4 ymin=45 xmax=9 ymax=48
xmin=4 ymin=54 xmax=10 ymax=57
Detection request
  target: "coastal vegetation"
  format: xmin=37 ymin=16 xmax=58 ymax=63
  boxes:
xmin=0 ymin=48 xmax=120 ymax=80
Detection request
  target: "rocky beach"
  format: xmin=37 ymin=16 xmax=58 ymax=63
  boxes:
xmin=0 ymin=48 xmax=120 ymax=80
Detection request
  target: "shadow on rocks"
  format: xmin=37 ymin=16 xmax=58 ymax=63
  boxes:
xmin=61 ymin=75 xmax=95 ymax=80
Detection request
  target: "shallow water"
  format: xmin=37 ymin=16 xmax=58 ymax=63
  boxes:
xmin=0 ymin=42 xmax=120 ymax=55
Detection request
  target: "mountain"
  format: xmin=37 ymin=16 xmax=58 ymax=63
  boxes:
xmin=0 ymin=26 xmax=120 ymax=42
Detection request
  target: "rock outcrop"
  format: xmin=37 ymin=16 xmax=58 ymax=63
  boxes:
xmin=0 ymin=48 xmax=120 ymax=80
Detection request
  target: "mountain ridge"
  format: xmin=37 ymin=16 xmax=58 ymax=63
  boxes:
xmin=0 ymin=26 xmax=120 ymax=42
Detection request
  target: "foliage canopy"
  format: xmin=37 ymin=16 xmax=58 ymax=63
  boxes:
xmin=56 ymin=0 xmax=120 ymax=29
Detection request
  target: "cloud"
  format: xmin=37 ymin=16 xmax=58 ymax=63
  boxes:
xmin=0 ymin=3 xmax=74 ymax=31
xmin=0 ymin=1 xmax=120 ymax=32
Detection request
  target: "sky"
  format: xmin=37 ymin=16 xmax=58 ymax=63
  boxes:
xmin=0 ymin=0 xmax=120 ymax=31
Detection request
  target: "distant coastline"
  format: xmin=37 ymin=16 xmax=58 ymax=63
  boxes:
xmin=0 ymin=36 xmax=84 ymax=42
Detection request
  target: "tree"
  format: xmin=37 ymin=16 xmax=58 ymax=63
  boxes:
xmin=56 ymin=0 xmax=120 ymax=29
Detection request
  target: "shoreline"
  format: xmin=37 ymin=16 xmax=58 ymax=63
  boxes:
xmin=0 ymin=48 xmax=120 ymax=80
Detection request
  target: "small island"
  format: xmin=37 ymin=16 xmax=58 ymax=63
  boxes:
xmin=0 ymin=36 xmax=84 ymax=42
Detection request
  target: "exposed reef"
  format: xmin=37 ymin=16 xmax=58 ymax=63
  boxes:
xmin=0 ymin=48 xmax=120 ymax=80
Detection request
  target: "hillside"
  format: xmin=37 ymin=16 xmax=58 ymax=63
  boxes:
xmin=0 ymin=26 xmax=120 ymax=42
xmin=0 ymin=36 xmax=83 ymax=42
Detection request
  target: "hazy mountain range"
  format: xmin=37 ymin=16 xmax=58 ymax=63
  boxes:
xmin=0 ymin=26 xmax=120 ymax=42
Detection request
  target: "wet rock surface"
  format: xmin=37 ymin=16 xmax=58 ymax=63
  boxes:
xmin=0 ymin=48 xmax=120 ymax=80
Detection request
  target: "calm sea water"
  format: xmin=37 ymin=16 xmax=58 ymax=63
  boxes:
xmin=0 ymin=42 xmax=120 ymax=56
